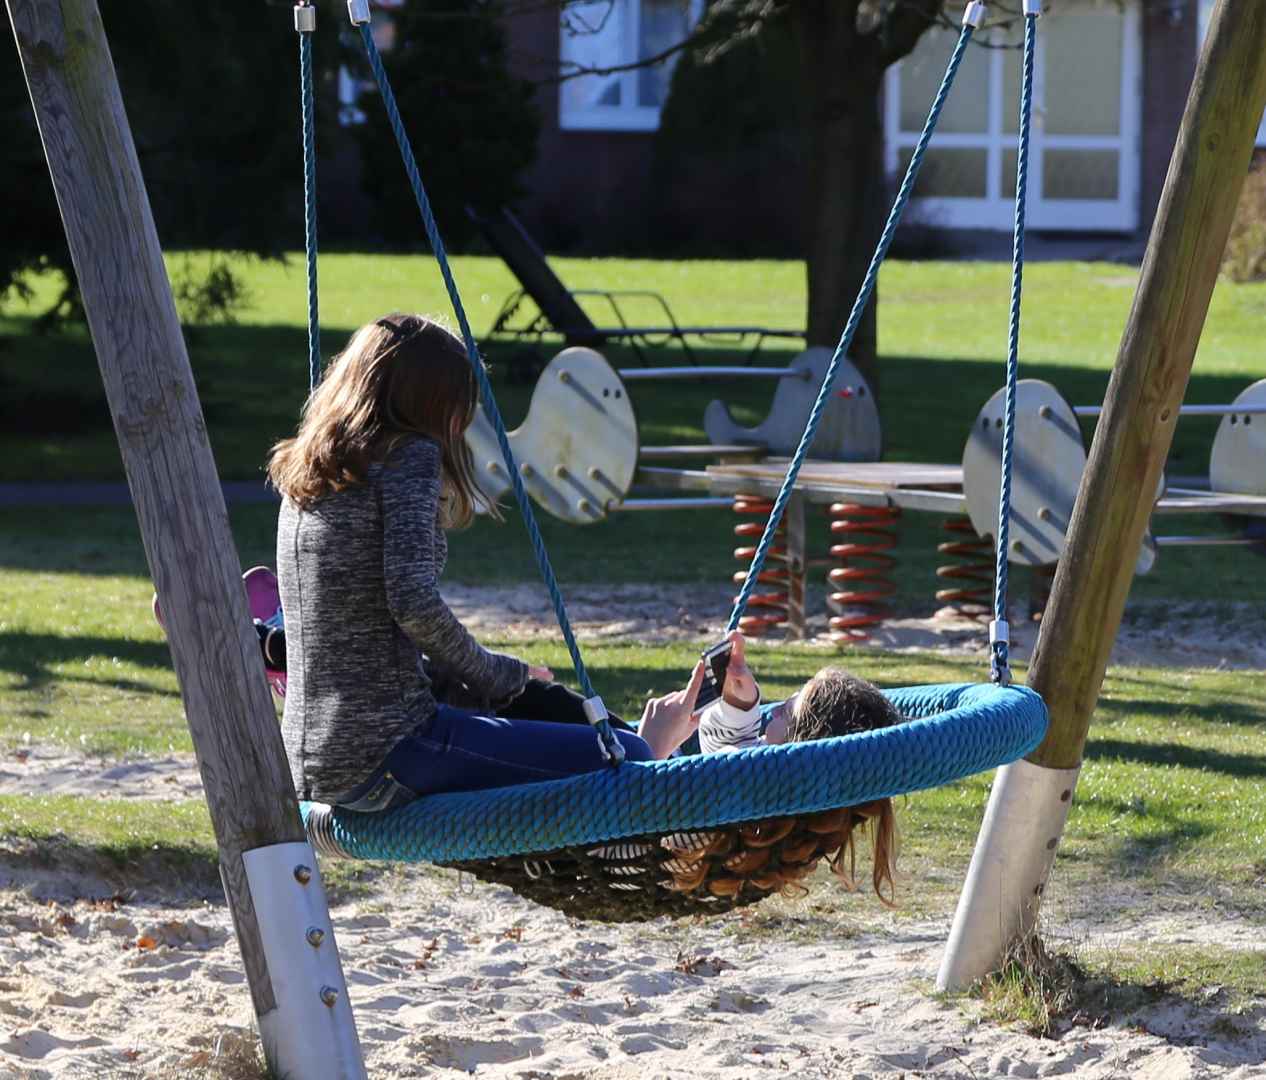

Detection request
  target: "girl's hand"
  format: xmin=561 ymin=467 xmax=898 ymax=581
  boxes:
xmin=721 ymin=631 xmax=760 ymax=710
xmin=527 ymin=665 xmax=554 ymax=682
xmin=638 ymin=662 xmax=706 ymax=759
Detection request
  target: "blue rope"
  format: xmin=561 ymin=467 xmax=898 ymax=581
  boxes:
xmin=728 ymin=21 xmax=977 ymax=634
xmin=354 ymin=25 xmax=622 ymax=762
xmin=299 ymin=24 xmax=321 ymax=391
xmin=990 ymin=12 xmax=1037 ymax=686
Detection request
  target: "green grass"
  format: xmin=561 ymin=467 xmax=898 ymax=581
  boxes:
xmin=968 ymin=935 xmax=1266 ymax=1039
xmin=4 ymin=253 xmax=1266 ymax=482
xmin=3 ymin=518 xmax=1266 ymax=930
xmin=3 ymin=254 xmax=1266 ymax=953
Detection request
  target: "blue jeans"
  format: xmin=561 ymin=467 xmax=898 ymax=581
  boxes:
xmin=338 ymin=704 xmax=653 ymax=811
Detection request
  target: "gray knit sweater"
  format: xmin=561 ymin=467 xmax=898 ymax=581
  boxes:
xmin=276 ymin=437 xmax=528 ymax=801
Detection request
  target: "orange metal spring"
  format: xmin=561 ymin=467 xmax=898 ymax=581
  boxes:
xmin=731 ymin=494 xmax=790 ymax=636
xmin=935 ymin=516 xmax=994 ymax=623
xmin=826 ymin=503 xmax=901 ymax=644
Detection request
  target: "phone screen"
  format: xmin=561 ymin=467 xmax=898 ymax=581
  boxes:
xmin=693 ymin=640 xmax=733 ymax=711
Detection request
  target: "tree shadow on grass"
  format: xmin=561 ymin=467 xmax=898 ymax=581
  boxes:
xmin=0 ymin=832 xmax=428 ymax=907
xmin=1094 ymin=688 xmax=1266 ymax=729
xmin=0 ymin=833 xmax=223 ymax=901
xmin=0 ymin=630 xmax=175 ymax=694
xmin=0 ymin=504 xmax=279 ymax=577
xmin=1086 ymin=736 xmax=1266 ymax=781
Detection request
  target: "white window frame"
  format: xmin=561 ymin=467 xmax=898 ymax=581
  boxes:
xmin=558 ymin=0 xmax=703 ymax=132
xmin=884 ymin=2 xmax=1142 ymax=232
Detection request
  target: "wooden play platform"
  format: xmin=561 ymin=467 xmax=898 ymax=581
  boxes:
xmin=696 ymin=459 xmax=1266 ymax=518
xmin=703 ymin=460 xmax=968 ymax=514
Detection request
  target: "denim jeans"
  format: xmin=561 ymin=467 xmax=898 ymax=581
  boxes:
xmin=337 ymin=699 xmax=653 ymax=811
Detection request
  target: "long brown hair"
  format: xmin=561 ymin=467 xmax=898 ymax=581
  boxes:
xmin=663 ymin=667 xmax=900 ymax=905
xmin=788 ymin=667 xmax=900 ymax=903
xmin=268 ymin=314 xmax=495 ymax=527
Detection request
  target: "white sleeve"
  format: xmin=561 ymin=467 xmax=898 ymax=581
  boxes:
xmin=698 ymin=698 xmax=765 ymax=754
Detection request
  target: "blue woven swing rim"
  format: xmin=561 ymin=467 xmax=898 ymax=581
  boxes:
xmin=299 ymin=682 xmax=1047 ymax=864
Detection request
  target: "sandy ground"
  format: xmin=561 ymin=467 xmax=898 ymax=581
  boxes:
xmin=3 ymin=587 xmax=1265 ymax=1078
xmin=443 ymin=583 xmax=1266 ymax=672
xmin=3 ymin=865 xmax=1266 ymax=1080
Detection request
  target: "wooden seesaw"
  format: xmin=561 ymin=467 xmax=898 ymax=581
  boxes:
xmin=465 ymin=343 xmax=1266 ymax=644
xmin=463 ymin=346 xmax=882 ymax=525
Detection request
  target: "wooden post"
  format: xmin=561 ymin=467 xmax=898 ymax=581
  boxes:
xmin=7 ymin=1 xmax=365 ymax=1073
xmin=1029 ymin=0 xmax=1266 ymax=766
xmin=938 ymin=0 xmax=1266 ymax=990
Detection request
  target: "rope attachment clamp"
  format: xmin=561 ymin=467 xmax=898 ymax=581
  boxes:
xmin=989 ymin=619 xmax=1012 ymax=686
xmin=583 ymin=696 xmax=626 ymax=765
xmin=294 ymin=2 xmax=316 ymax=33
xmin=347 ymin=0 xmax=371 ymax=26
xmin=1023 ymin=0 xmax=1042 ymax=16
xmin=963 ymin=2 xmax=987 ymax=28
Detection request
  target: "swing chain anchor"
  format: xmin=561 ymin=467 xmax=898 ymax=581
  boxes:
xmin=293 ymin=1 xmax=316 ymax=33
xmin=962 ymin=1 xmax=987 ymax=28
xmin=989 ymin=619 xmax=1012 ymax=686
xmin=583 ymin=696 xmax=626 ymax=765
xmin=347 ymin=0 xmax=371 ymax=26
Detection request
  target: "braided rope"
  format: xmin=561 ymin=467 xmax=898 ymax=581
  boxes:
xmin=299 ymin=26 xmax=320 ymax=391
xmin=991 ymin=12 xmax=1037 ymax=685
xmin=728 ymin=21 xmax=977 ymax=633
xmin=354 ymin=25 xmax=620 ymax=761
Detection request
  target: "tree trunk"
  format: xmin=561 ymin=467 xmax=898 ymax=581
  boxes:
xmin=792 ymin=0 xmax=883 ymax=387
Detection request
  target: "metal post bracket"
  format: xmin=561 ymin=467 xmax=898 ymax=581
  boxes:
xmin=243 ymin=842 xmax=367 ymax=1079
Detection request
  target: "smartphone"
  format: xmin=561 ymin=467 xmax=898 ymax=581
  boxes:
xmin=692 ymin=640 xmax=734 ymax=712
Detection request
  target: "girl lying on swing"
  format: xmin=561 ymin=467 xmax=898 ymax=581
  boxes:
xmin=266 ymin=313 xmax=898 ymax=901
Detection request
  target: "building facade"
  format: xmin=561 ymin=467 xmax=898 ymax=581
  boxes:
xmin=504 ymin=0 xmax=1266 ymax=253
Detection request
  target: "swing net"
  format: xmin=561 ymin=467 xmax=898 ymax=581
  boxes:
xmin=292 ymin=0 xmax=1048 ymax=921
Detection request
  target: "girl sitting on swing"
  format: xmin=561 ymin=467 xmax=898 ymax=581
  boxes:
xmin=267 ymin=313 xmax=898 ymax=899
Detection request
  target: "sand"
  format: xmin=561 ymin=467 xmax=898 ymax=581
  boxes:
xmin=3 ymin=864 xmax=1265 ymax=1079
xmin=3 ymin=588 xmax=1265 ymax=1078
xmin=441 ymin=584 xmax=1266 ymax=671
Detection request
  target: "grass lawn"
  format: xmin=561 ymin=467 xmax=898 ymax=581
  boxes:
xmin=2 ymin=255 xmax=1266 ymax=1013
xmin=2 ymin=514 xmax=1265 ymax=935
xmin=3 ymin=253 xmax=1265 ymax=484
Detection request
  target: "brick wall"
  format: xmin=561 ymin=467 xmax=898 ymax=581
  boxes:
xmin=1140 ymin=0 xmax=1199 ymax=237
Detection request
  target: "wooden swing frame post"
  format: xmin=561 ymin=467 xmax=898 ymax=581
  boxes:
xmin=6 ymin=0 xmax=366 ymax=1074
xmin=939 ymin=0 xmax=1266 ymax=991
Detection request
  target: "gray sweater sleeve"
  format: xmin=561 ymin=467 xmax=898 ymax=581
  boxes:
xmin=380 ymin=440 xmax=528 ymax=704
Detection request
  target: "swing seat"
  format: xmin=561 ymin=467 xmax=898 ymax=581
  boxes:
xmin=302 ymin=682 xmax=1046 ymax=921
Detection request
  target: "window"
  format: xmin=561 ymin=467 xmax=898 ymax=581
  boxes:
xmin=884 ymin=0 xmax=1142 ymax=231
xmin=559 ymin=0 xmax=700 ymax=131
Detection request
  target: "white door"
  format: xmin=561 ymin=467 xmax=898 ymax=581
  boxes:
xmin=884 ymin=0 xmax=1142 ymax=232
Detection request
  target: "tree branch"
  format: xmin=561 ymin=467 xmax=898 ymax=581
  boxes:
xmin=877 ymin=0 xmax=948 ymax=68
xmin=546 ymin=0 xmax=783 ymax=84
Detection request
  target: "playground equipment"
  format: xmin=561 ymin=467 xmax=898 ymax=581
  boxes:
xmin=287 ymin=0 xmax=1048 ymax=938
xmin=481 ymin=356 xmax=1266 ymax=639
xmin=9 ymin=1 xmax=366 ymax=1077
xmin=940 ymin=0 xmax=1266 ymax=992
xmin=467 ymin=204 xmax=805 ymax=366
xmin=961 ymin=377 xmax=1266 ymax=575
xmin=462 ymin=341 xmax=884 ymax=631
xmin=20 ymin=0 xmax=1254 ymax=1070
xmin=464 ymin=344 xmax=881 ymax=523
